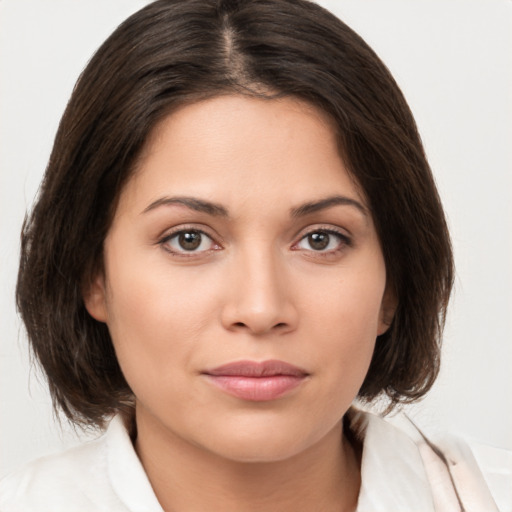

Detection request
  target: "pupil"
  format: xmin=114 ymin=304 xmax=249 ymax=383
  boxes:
xmin=309 ymin=232 xmax=329 ymax=250
xmin=179 ymin=231 xmax=201 ymax=250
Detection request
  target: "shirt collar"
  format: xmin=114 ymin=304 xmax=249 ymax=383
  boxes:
xmin=104 ymin=409 xmax=437 ymax=512
xmin=106 ymin=414 xmax=164 ymax=512
xmin=347 ymin=408 xmax=436 ymax=512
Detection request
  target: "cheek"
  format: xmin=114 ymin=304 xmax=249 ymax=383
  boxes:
xmin=302 ymin=260 xmax=386 ymax=339
xmin=299 ymin=259 xmax=385 ymax=389
xmin=101 ymin=244 xmax=222 ymax=388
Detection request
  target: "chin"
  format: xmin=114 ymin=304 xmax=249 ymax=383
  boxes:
xmin=211 ymin=437 xmax=307 ymax=464
xmin=198 ymin=415 xmax=335 ymax=464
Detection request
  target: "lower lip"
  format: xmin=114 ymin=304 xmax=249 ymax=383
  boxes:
xmin=204 ymin=375 xmax=306 ymax=401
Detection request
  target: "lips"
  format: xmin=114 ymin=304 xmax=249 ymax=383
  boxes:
xmin=202 ymin=360 xmax=309 ymax=401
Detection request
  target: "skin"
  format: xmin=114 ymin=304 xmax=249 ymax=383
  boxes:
xmin=85 ymin=95 xmax=395 ymax=512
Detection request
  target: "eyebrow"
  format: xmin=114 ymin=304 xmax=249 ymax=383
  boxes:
xmin=290 ymin=195 xmax=368 ymax=218
xmin=142 ymin=196 xmax=229 ymax=217
xmin=141 ymin=194 xmax=368 ymax=219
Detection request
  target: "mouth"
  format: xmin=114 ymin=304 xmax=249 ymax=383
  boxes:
xmin=201 ymin=360 xmax=309 ymax=401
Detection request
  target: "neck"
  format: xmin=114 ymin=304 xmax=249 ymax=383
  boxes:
xmin=134 ymin=409 xmax=361 ymax=512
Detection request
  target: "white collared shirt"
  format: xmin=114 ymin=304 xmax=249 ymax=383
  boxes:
xmin=1 ymin=409 xmax=510 ymax=511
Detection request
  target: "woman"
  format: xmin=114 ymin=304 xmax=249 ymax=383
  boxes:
xmin=0 ymin=0 xmax=509 ymax=510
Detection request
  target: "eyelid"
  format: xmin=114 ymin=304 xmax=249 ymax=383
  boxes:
xmin=157 ymin=224 xmax=223 ymax=256
xmin=294 ymin=224 xmax=352 ymax=243
xmin=156 ymin=223 xmax=351 ymax=257
xmin=291 ymin=225 xmax=353 ymax=252
xmin=158 ymin=223 xmax=222 ymax=242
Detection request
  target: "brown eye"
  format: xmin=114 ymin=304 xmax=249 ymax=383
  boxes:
xmin=307 ymin=232 xmax=330 ymax=250
xmin=163 ymin=229 xmax=217 ymax=254
xmin=295 ymin=229 xmax=350 ymax=253
xmin=178 ymin=231 xmax=202 ymax=250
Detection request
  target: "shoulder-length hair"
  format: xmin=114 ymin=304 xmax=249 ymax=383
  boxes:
xmin=17 ymin=0 xmax=453 ymax=428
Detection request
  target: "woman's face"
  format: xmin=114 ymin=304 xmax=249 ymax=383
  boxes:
xmin=86 ymin=95 xmax=392 ymax=462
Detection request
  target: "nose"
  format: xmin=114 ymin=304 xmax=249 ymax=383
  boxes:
xmin=220 ymin=248 xmax=298 ymax=336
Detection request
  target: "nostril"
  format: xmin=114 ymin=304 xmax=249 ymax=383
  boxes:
xmin=231 ymin=321 xmax=288 ymax=331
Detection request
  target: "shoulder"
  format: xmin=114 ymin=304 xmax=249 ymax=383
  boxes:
xmin=464 ymin=439 xmax=512 ymax=512
xmin=348 ymin=407 xmax=512 ymax=512
xmin=0 ymin=421 xmax=126 ymax=512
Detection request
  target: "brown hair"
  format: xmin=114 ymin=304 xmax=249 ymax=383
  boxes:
xmin=16 ymin=0 xmax=453 ymax=428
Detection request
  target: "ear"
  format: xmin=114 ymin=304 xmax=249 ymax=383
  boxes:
xmin=377 ymin=284 xmax=397 ymax=336
xmin=83 ymin=272 xmax=108 ymax=323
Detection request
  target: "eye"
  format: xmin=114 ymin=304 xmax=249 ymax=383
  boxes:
xmin=296 ymin=230 xmax=349 ymax=252
xmin=161 ymin=229 xmax=218 ymax=254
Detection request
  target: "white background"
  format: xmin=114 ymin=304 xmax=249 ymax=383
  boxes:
xmin=1 ymin=0 xmax=511 ymax=477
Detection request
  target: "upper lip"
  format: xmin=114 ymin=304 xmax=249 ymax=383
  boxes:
xmin=203 ymin=359 xmax=309 ymax=377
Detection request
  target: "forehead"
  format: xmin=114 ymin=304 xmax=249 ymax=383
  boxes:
xmin=120 ymin=94 xmax=366 ymax=216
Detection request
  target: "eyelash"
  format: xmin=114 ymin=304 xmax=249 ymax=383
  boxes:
xmin=292 ymin=227 xmax=352 ymax=255
xmin=158 ymin=226 xmax=352 ymax=258
xmin=158 ymin=226 xmax=220 ymax=258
